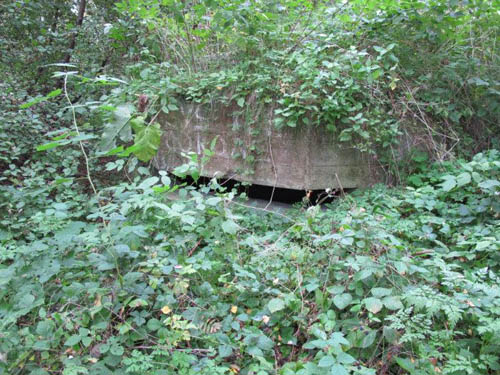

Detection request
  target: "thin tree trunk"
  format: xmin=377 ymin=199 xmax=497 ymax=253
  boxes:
xmin=64 ymin=0 xmax=87 ymax=63
xmin=51 ymin=7 xmax=60 ymax=33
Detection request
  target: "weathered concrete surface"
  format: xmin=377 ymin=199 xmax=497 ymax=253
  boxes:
xmin=154 ymin=101 xmax=375 ymax=190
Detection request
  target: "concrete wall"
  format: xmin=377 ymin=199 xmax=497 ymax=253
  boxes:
xmin=154 ymin=101 xmax=375 ymax=190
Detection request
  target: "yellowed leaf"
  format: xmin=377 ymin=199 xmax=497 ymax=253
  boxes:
xmin=161 ymin=305 xmax=172 ymax=314
xmin=230 ymin=305 xmax=238 ymax=314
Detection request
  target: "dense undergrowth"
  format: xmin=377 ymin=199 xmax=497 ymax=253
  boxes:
xmin=1 ymin=123 xmax=499 ymax=374
xmin=1 ymin=1 xmax=500 ymax=374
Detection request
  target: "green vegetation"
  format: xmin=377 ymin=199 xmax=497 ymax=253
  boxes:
xmin=1 ymin=144 xmax=500 ymax=374
xmin=0 ymin=1 xmax=499 ymax=374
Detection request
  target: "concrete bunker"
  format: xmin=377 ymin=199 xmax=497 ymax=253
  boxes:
xmin=154 ymin=101 xmax=376 ymax=195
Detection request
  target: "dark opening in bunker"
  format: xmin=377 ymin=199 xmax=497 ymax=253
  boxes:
xmin=176 ymin=175 xmax=350 ymax=206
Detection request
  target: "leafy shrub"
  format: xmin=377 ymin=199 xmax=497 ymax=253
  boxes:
xmin=1 ymin=148 xmax=499 ymax=374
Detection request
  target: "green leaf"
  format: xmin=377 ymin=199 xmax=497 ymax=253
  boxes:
xmin=138 ymin=176 xmax=159 ymax=190
xmin=64 ymin=335 xmax=81 ymax=346
xmin=355 ymin=269 xmax=373 ymax=281
xmin=206 ymin=197 xmax=222 ymax=206
xmin=364 ymin=297 xmax=383 ymax=314
xmin=257 ymin=334 xmax=274 ymax=350
xmin=146 ymin=319 xmax=162 ymax=331
xmin=237 ymin=97 xmax=245 ymax=107
xmin=303 ymin=339 xmax=327 ymax=349
xmin=99 ymin=103 xmax=134 ymax=151
xmin=160 ymin=174 xmax=171 ymax=186
xmin=318 ymin=355 xmax=336 ymax=368
xmin=47 ymin=89 xmax=62 ymax=98
xmin=69 ymin=133 xmax=96 ymax=143
xmin=360 ymin=330 xmax=377 ymax=348
xmin=333 ymin=293 xmax=352 ymax=310
xmin=218 ymin=344 xmax=232 ymax=358
xmin=246 ymin=345 xmax=263 ymax=357
xmin=133 ymin=123 xmax=162 ymax=162
xmin=36 ymin=142 xmax=63 ymax=151
xmin=395 ymin=357 xmax=416 ymax=372
xmin=440 ymin=176 xmax=456 ymax=192
xmin=36 ymin=320 xmax=54 ymax=337
xmin=62 ymin=365 xmax=88 ymax=375
xmin=329 ymin=332 xmax=350 ymax=346
xmin=456 ymin=172 xmax=471 ymax=187
xmin=382 ymin=296 xmax=403 ymax=310
xmin=119 ymin=144 xmax=140 ymax=157
xmin=221 ymin=219 xmax=239 ymax=235
xmin=130 ymin=116 xmax=145 ymax=132
xmin=268 ymin=298 xmax=285 ymax=313
xmin=383 ymin=327 xmax=398 ymax=344
xmin=30 ymin=369 xmax=50 ymax=375
xmin=17 ymin=293 xmax=35 ymax=309
xmin=479 ymin=179 xmax=500 ymax=190
xmin=20 ymin=89 xmax=62 ymax=109
xmin=330 ymin=364 xmax=349 ymax=375
xmin=475 ymin=241 xmax=491 ymax=251
xmin=81 ymin=336 xmax=92 ymax=347
xmin=337 ymin=352 xmax=356 ymax=364
xmin=328 ymin=285 xmax=345 ymax=295
xmin=393 ymin=261 xmax=408 ymax=274
xmin=110 ymin=344 xmax=124 ymax=356
xmin=371 ymin=288 xmax=392 ymax=298
xmin=181 ymin=215 xmax=196 ymax=225
xmin=55 ymin=178 xmax=73 ymax=185
xmin=104 ymin=146 xmax=125 ymax=156
xmin=19 ymin=97 xmax=45 ymax=109
xmin=33 ymin=340 xmax=51 ymax=351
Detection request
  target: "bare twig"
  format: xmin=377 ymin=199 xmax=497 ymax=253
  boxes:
xmin=334 ymin=173 xmax=345 ymax=197
xmin=228 ymin=199 xmax=293 ymax=222
xmin=63 ymin=74 xmax=97 ymax=195
xmin=264 ymin=130 xmax=278 ymax=210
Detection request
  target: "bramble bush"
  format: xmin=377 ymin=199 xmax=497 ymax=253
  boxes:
xmin=1 ymin=140 xmax=498 ymax=374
